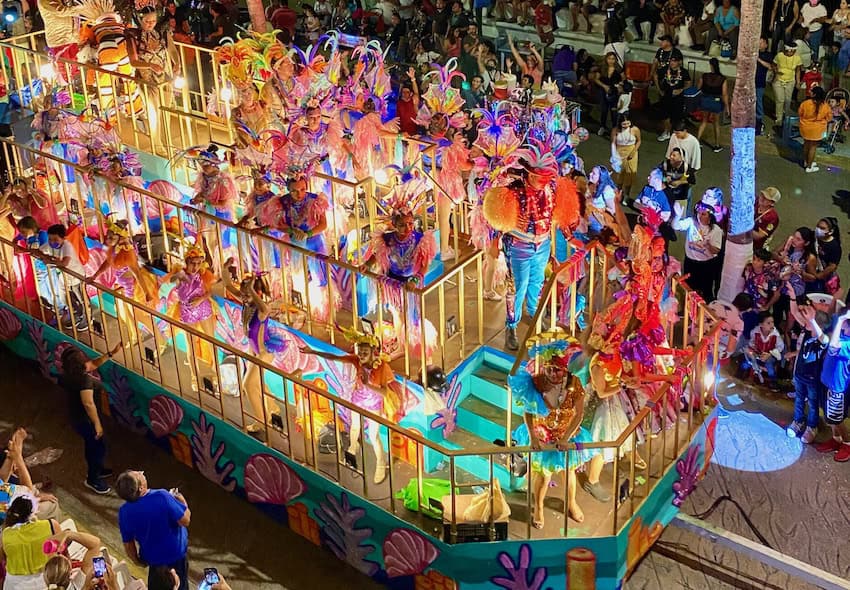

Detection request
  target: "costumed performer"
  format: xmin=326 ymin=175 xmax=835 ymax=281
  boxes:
xmin=31 ymin=86 xmax=77 ymax=190
xmin=231 ymin=85 xmax=272 ymax=167
xmin=187 ymin=145 xmax=238 ymax=268
xmin=126 ymin=0 xmax=179 ymax=153
xmin=3 ymin=177 xmax=59 ymax=230
xmin=222 ymin=260 xmax=284 ymax=435
xmin=161 ymin=241 xmax=221 ymax=390
xmin=103 ymin=152 xmax=146 ymax=235
xmin=360 ymin=174 xmax=438 ymax=360
xmin=38 ymin=0 xmax=85 ymax=83
xmin=300 ymin=328 xmax=407 ymax=484
xmin=236 ymin=170 xmax=282 ymax=279
xmin=511 ymin=332 xmax=604 ymax=527
xmin=90 ymin=217 xmax=160 ymax=357
xmin=414 ymin=58 xmax=468 ymax=262
xmin=277 ymin=174 xmax=332 ymax=321
xmin=483 ymin=145 xmax=581 ymax=350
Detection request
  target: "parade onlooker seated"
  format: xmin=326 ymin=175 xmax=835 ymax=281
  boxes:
xmin=785 ymin=297 xmax=829 ymax=443
xmin=0 ymin=496 xmax=64 ymax=589
xmin=741 ymin=311 xmax=784 ymax=388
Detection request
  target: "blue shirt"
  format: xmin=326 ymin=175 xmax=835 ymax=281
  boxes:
xmin=839 ymin=39 xmax=850 ymax=73
xmin=822 ymin=338 xmax=850 ymax=393
xmin=118 ymin=489 xmax=188 ymax=566
xmin=636 ymin=186 xmax=671 ymax=218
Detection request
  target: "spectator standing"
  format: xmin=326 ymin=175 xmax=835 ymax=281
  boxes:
xmin=660 ymin=146 xmax=697 ymax=206
xmin=657 ymin=53 xmax=690 ymax=140
xmin=59 ymin=344 xmax=121 ymax=494
xmin=592 ymin=51 xmax=624 ymax=135
xmin=774 ymin=227 xmax=818 ymax=335
xmin=651 ymin=35 xmax=683 ymax=87
xmin=769 ymin=0 xmax=799 ymax=53
xmin=798 ymin=85 xmax=831 ymax=172
xmin=611 ymin=113 xmax=641 ymax=198
xmin=672 ymin=200 xmax=723 ymax=301
xmin=696 ymin=57 xmax=730 ymax=152
xmin=810 ymin=217 xmax=842 ymax=293
xmin=773 ymin=45 xmax=802 ymax=135
xmin=117 ymin=470 xmax=192 ymax=590
xmin=396 ymin=67 xmax=420 ymax=136
xmin=603 ymin=33 xmax=630 ymax=66
xmin=755 ymin=37 xmax=774 ymax=134
xmin=818 ymin=308 xmax=850 ymax=462
xmin=785 ymin=301 xmax=829 ymax=443
xmin=800 ymin=0 xmax=829 ymax=61
xmin=462 ymin=74 xmax=487 ymax=108
xmin=207 ymin=2 xmax=235 ymax=46
xmin=666 ymin=120 xmax=701 ymax=169
xmin=508 ymin=34 xmax=545 ymax=88
xmin=386 ymin=12 xmax=409 ymax=61
xmin=753 ymin=186 xmax=781 ymax=250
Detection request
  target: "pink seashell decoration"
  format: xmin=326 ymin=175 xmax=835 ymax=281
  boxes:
xmin=244 ymin=453 xmax=305 ymax=505
xmin=149 ymin=395 xmax=185 ymax=438
xmin=0 ymin=307 xmax=21 ymax=340
xmin=383 ymin=528 xmax=440 ymax=578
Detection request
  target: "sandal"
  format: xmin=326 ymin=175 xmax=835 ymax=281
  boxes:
xmin=531 ymin=503 xmax=544 ymax=529
xmin=634 ymin=456 xmax=647 ymax=470
xmin=568 ymin=503 xmax=584 ymax=523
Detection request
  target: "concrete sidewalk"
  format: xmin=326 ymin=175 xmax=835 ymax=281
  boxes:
xmin=0 ymin=350 xmax=382 ymax=590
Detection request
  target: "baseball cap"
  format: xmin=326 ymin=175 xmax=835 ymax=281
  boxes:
xmin=759 ymin=186 xmax=781 ymax=202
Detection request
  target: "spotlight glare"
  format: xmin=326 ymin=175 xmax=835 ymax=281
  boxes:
xmin=373 ymin=168 xmax=388 ymax=185
xmin=174 ymin=76 xmax=186 ymax=90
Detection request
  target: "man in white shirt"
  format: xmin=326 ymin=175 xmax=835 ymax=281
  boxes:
xmin=41 ymin=223 xmax=89 ymax=331
xmin=666 ymin=121 xmax=702 ymax=170
xmin=800 ymin=0 xmax=829 ymax=61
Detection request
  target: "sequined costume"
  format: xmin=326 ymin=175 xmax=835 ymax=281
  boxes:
xmin=246 ymin=189 xmax=282 ymax=228
xmin=280 ymin=191 xmax=330 ymax=289
xmin=243 ymin=302 xmax=286 ymax=356
xmin=103 ymin=243 xmax=157 ymax=303
xmin=344 ymin=355 xmax=404 ymax=422
xmin=168 ymin=270 xmax=215 ymax=324
xmin=510 ymin=371 xmax=596 ymax=474
xmin=193 ymin=170 xmax=238 ymax=252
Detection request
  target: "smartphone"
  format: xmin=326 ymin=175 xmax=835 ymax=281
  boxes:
xmin=204 ymin=568 xmax=220 ymax=585
xmin=92 ymin=556 xmax=107 ymax=579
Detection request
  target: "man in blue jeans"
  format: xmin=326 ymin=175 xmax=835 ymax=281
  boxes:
xmin=117 ymin=470 xmax=191 ymax=590
xmin=817 ymin=309 xmax=850 ymax=462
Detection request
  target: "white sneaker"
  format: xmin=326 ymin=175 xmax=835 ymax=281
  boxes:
xmin=805 ymin=165 xmax=818 ymax=173
xmin=657 ymin=132 xmax=671 ymax=141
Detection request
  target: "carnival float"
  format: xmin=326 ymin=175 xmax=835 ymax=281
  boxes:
xmin=0 ymin=4 xmax=720 ymax=588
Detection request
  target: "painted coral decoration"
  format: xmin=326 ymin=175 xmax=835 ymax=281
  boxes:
xmin=672 ymin=443 xmax=701 ymax=507
xmin=244 ymin=453 xmax=305 ymax=505
xmin=0 ymin=307 xmax=22 ymax=340
xmin=190 ymin=413 xmax=237 ymax=492
xmin=383 ymin=528 xmax=440 ymax=578
xmin=149 ymin=395 xmax=185 ymax=438
xmin=491 ymin=544 xmax=548 ymax=590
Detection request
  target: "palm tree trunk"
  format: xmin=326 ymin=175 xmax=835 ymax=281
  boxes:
xmin=246 ymin=0 xmax=269 ymax=33
xmin=717 ymin=0 xmax=765 ymax=302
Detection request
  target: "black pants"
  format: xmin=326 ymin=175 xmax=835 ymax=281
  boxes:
xmin=632 ymin=7 xmax=659 ymax=40
xmin=683 ymin=256 xmax=719 ymax=302
xmin=149 ymin=556 xmax=189 ymax=590
xmin=73 ymin=420 xmax=106 ymax=484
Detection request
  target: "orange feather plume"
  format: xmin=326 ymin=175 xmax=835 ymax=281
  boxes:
xmin=553 ymin=176 xmax=581 ymax=231
xmin=482 ymin=187 xmax=519 ymax=232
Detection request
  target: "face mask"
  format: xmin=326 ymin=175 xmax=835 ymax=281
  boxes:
xmin=815 ymin=228 xmax=828 ymax=238
xmin=48 ymin=241 xmax=61 ymax=249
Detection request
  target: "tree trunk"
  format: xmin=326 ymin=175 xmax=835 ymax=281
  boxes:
xmin=717 ymin=0 xmax=765 ymax=302
xmin=246 ymin=0 xmax=269 ymax=33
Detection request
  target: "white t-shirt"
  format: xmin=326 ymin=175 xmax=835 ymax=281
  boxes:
xmin=666 ymin=133 xmax=702 ymax=170
xmin=43 ymin=239 xmax=85 ymax=285
xmin=617 ymin=92 xmax=632 ymax=113
xmin=800 ymin=3 xmax=828 ymax=32
xmin=682 ymin=220 xmax=723 ymax=261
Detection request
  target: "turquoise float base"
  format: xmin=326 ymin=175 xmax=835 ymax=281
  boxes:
xmin=0 ymin=302 xmax=717 ymax=590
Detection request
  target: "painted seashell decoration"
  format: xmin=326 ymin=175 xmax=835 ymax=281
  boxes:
xmin=149 ymin=395 xmax=185 ymax=438
xmin=244 ymin=453 xmax=305 ymax=505
xmin=383 ymin=528 xmax=440 ymax=578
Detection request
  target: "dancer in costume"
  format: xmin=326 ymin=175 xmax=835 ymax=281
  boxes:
xmin=361 ymin=174 xmax=438 ymax=358
xmin=483 ymin=146 xmax=581 ymax=350
xmin=511 ymin=332 xmax=605 ymax=527
xmin=414 ymin=58 xmax=468 ymax=261
xmin=91 ymin=218 xmax=160 ymax=356
xmin=3 ymin=178 xmax=59 ymax=229
xmin=102 ymin=153 xmax=146 ymax=235
xmin=232 ymin=86 xmax=272 ymax=165
xmin=187 ymin=145 xmax=238 ymax=267
xmin=161 ymin=241 xmax=221 ymax=389
xmin=277 ymin=174 xmax=331 ymax=320
xmin=300 ymin=329 xmax=406 ymax=484
xmin=38 ymin=0 xmax=84 ymax=83
xmin=222 ymin=260 xmax=283 ymax=435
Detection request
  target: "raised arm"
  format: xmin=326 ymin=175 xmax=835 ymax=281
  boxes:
xmin=508 ymin=34 xmax=528 ymax=72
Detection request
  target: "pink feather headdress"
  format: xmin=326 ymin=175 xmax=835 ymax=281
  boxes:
xmin=414 ymin=58 xmax=467 ymax=130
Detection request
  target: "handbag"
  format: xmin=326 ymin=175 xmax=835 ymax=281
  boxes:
xmin=720 ymin=40 xmax=732 ymax=58
xmin=708 ymin=40 xmax=722 ymax=57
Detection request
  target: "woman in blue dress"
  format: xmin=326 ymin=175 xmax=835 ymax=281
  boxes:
xmin=511 ymin=334 xmax=606 ymax=528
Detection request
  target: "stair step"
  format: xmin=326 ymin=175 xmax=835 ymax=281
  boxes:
xmin=459 ymin=396 xmax=523 ymax=430
xmin=472 ymin=364 xmax=509 ymax=387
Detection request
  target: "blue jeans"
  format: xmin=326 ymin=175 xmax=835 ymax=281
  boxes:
xmin=503 ymin=235 xmax=550 ymax=328
xmin=793 ymin=377 xmax=821 ymax=428
xmin=808 ymin=28 xmax=824 ymax=62
xmin=755 ymin=87 xmax=765 ymax=121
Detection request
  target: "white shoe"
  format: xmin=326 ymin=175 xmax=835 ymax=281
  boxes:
xmin=373 ymin=464 xmax=387 ymax=484
xmin=805 ymin=165 xmax=818 ymax=173
xmin=440 ymin=247 xmax=456 ymax=262
xmin=657 ymin=132 xmax=671 ymax=141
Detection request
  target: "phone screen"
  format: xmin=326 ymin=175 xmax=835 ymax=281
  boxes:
xmin=204 ymin=568 xmax=220 ymax=585
xmin=92 ymin=556 xmax=107 ymax=579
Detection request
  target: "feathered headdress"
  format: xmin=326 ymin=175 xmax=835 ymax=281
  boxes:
xmin=527 ymin=329 xmax=582 ymax=361
xmin=516 ymin=140 xmax=559 ymax=180
xmin=375 ymin=170 xmax=432 ymax=224
xmin=414 ymin=58 xmax=467 ymax=130
xmin=78 ymin=0 xmax=121 ymax=23
xmin=134 ymin=0 xmax=156 ymax=11
xmin=215 ymin=31 xmax=288 ymax=90
xmin=342 ymin=40 xmax=392 ymax=114
xmin=170 ymin=143 xmax=229 ymax=168
xmin=472 ymin=101 xmax=522 ymax=160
